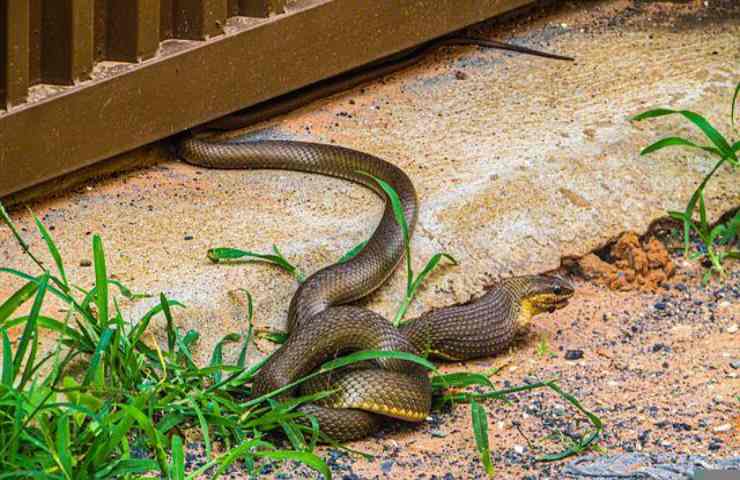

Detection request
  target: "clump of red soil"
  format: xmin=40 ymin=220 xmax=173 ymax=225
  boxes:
xmin=578 ymin=232 xmax=675 ymax=291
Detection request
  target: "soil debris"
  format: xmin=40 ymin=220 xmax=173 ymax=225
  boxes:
xmin=578 ymin=232 xmax=674 ymax=292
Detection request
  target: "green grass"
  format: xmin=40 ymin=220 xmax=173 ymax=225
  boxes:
xmin=631 ymin=81 xmax=739 ymax=283
xmin=1 ymin=179 xmax=602 ymax=478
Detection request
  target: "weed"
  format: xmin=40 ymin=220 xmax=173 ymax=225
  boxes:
xmin=0 ymin=170 xmax=601 ymax=477
xmin=631 ymin=82 xmax=739 ymax=283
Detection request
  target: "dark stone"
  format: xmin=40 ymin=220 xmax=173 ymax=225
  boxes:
xmin=565 ymin=349 xmax=584 ymax=360
xmin=708 ymin=441 xmax=722 ymax=451
xmin=184 ymin=235 xmax=194 ymax=240
xmin=655 ymin=302 xmax=667 ymax=311
xmin=638 ymin=430 xmax=650 ymax=444
xmin=80 ymin=259 xmax=92 ymax=267
xmin=672 ymin=422 xmax=692 ymax=432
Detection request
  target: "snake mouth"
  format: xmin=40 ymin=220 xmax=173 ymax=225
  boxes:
xmin=535 ymin=293 xmax=574 ymax=313
xmin=545 ymin=298 xmax=571 ymax=313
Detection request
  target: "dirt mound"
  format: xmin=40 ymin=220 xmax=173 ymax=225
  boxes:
xmin=578 ymin=232 xmax=674 ymax=291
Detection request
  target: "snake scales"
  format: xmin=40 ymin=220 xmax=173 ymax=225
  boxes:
xmin=178 ymin=37 xmax=575 ymax=441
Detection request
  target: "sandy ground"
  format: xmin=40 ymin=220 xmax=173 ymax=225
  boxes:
xmin=1 ymin=0 xmax=739 ymax=478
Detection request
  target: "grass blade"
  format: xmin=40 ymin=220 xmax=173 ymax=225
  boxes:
xmin=638 ymin=137 xmax=719 ymax=156
xmin=471 ymin=400 xmax=495 ymax=478
xmin=632 ymin=108 xmax=735 ymax=160
xmin=432 ymin=372 xmax=496 ymax=391
xmin=82 ymin=327 xmax=114 ymax=387
xmin=1 ymin=328 xmax=13 ymax=386
xmin=732 ymin=81 xmax=739 ymax=131
xmin=56 ymin=414 xmax=73 ymax=477
xmin=359 ymin=171 xmax=412 ymax=292
xmin=536 ymin=382 xmax=603 ymax=461
xmin=318 ymin=349 xmax=435 ymax=374
xmin=172 ymin=435 xmax=185 ymax=480
xmin=337 ymin=239 xmax=369 ymax=264
xmin=254 ymin=450 xmax=331 ymax=479
xmin=13 ymin=274 xmax=48 ymax=388
xmin=210 ymin=333 xmax=241 ymax=383
xmin=207 ymin=246 xmax=305 ymax=282
xmin=0 ymin=280 xmax=38 ymax=326
xmin=93 ymin=235 xmax=109 ymax=326
xmin=33 ymin=214 xmax=69 ymax=290
xmin=160 ymin=293 xmax=177 ymax=353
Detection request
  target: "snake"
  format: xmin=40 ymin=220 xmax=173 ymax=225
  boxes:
xmin=177 ymin=36 xmax=575 ymax=441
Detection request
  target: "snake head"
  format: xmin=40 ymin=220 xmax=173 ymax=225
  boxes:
xmin=522 ymin=275 xmax=575 ymax=314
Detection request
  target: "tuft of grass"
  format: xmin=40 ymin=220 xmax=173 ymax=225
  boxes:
xmin=631 ymin=81 xmax=739 ymax=283
xmin=0 ymin=170 xmax=603 ymax=477
xmin=0 ymin=205 xmax=340 ymax=478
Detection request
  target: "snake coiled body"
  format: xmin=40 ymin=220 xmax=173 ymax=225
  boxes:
xmin=178 ymin=28 xmax=575 ymax=441
xmin=178 ymin=136 xmax=573 ymax=440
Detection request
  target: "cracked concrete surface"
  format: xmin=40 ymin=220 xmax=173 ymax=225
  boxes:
xmin=1 ymin=1 xmax=738 ymax=369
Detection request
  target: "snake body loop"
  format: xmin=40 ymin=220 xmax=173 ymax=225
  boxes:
xmin=177 ymin=34 xmax=575 ymax=440
xmin=178 ymin=136 xmax=573 ymax=440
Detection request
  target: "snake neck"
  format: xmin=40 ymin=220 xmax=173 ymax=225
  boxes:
xmin=400 ymin=281 xmax=526 ymax=361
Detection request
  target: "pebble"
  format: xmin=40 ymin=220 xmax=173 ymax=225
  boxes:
xmin=565 ymin=349 xmax=584 ymax=360
xmin=730 ymin=361 xmax=740 ymax=369
xmin=380 ymin=460 xmax=394 ymax=473
xmin=184 ymin=235 xmax=194 ymax=240
xmin=708 ymin=441 xmax=723 ymax=451
xmin=655 ymin=302 xmax=667 ymax=311
xmin=713 ymin=423 xmax=731 ymax=433
xmin=513 ymin=445 xmax=525 ymax=454
xmin=727 ymin=324 xmax=738 ymax=333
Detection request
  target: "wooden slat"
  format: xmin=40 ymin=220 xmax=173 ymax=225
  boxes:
xmin=174 ymin=0 xmax=227 ymax=40
xmin=227 ymin=0 xmax=239 ymax=16
xmin=1 ymin=0 xmax=31 ymax=108
xmin=40 ymin=0 xmax=94 ymax=85
xmin=239 ymin=0 xmax=286 ymax=18
xmin=160 ymin=0 xmax=175 ymax=40
xmin=106 ymin=0 xmax=161 ymax=62
xmin=29 ymin=0 xmax=42 ymax=84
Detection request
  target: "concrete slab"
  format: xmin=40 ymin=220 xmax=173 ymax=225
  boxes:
xmin=1 ymin=1 xmax=738 ymax=367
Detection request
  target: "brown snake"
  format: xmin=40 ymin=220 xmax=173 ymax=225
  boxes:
xmin=178 ymin=36 xmax=575 ymax=440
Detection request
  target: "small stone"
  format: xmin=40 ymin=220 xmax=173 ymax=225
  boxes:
xmin=565 ymin=350 xmax=584 ymax=360
xmin=713 ymin=423 xmax=731 ymax=432
xmin=80 ymin=259 xmax=91 ymax=267
xmin=655 ymin=302 xmax=667 ymax=311
xmin=454 ymin=70 xmax=468 ymax=80
xmin=730 ymin=361 xmax=740 ymax=369
xmin=380 ymin=460 xmax=394 ymax=473
xmin=727 ymin=324 xmax=738 ymax=333
xmin=708 ymin=441 xmax=722 ymax=451
xmin=184 ymin=235 xmax=194 ymax=241
xmin=638 ymin=430 xmax=650 ymax=444
xmin=513 ymin=445 xmax=525 ymax=454
xmin=672 ymin=422 xmax=691 ymax=432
